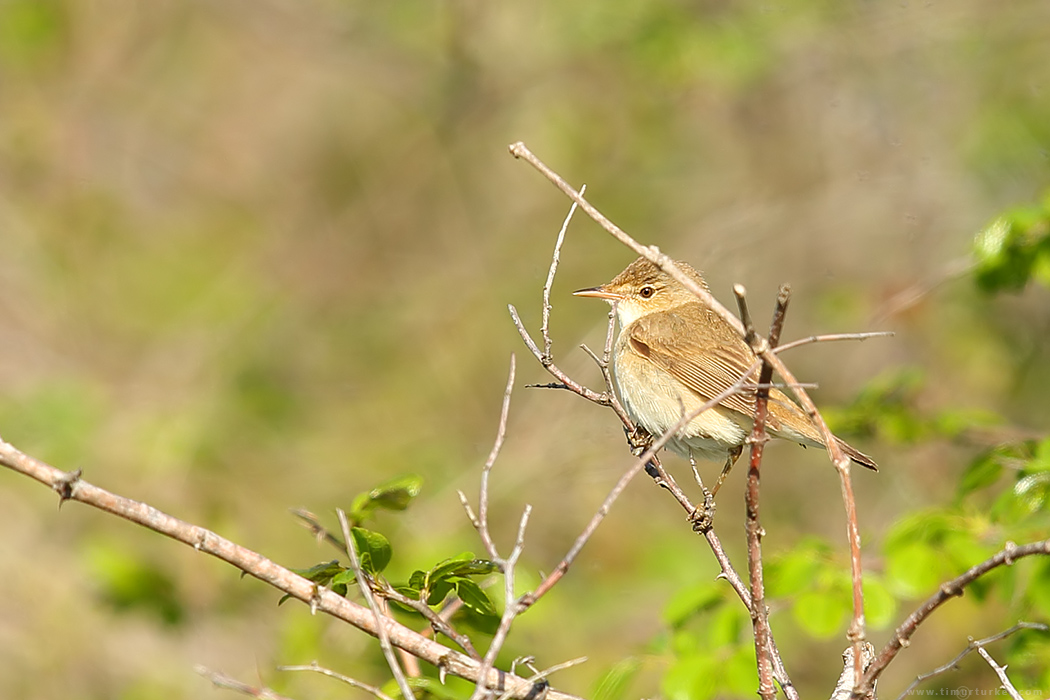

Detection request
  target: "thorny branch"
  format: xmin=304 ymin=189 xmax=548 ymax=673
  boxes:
xmin=0 ymin=439 xmax=584 ymax=700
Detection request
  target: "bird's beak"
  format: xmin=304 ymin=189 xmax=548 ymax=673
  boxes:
xmin=573 ymin=285 xmax=622 ymax=300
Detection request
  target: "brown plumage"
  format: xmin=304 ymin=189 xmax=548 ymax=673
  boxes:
xmin=575 ymin=257 xmax=877 ymax=492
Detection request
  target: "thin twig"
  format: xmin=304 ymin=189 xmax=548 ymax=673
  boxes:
xmin=196 ymin=666 xmax=299 ymax=700
xmin=464 ymin=355 xmax=517 ymax=560
xmin=775 ymin=332 xmax=894 ymax=354
xmin=509 ymin=304 xmax=632 ymax=426
xmin=893 ymin=622 xmax=1048 ymax=700
xmin=470 ymin=505 xmax=533 ymax=700
xmin=737 ymin=283 xmax=790 ymax=700
xmin=278 ymin=661 xmax=397 ymax=700
xmin=975 ymin=645 xmax=1024 ymax=700
xmin=542 ymin=186 xmax=585 ymax=360
xmin=337 ymin=508 xmax=416 ymax=700
xmin=290 ymin=507 xmax=346 ymax=551
xmin=377 ymin=580 xmax=479 ymax=658
xmin=496 ymin=657 xmax=589 ymax=700
xmin=860 ymin=539 xmax=1050 ymax=696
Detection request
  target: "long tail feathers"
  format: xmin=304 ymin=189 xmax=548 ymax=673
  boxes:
xmin=834 ymin=437 xmax=878 ymax=472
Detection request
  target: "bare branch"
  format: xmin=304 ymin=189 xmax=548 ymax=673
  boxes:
xmin=196 ymin=666 xmax=298 ymax=700
xmin=541 ymin=186 xmax=585 ymax=359
xmin=975 ymin=644 xmax=1024 ymax=700
xmin=775 ymin=332 xmax=894 ymax=354
xmin=738 ymin=283 xmax=790 ymax=700
xmin=893 ymin=622 xmax=1049 ymax=700
xmin=471 ymin=505 xmax=533 ymax=700
xmin=861 ymin=540 xmax=1050 ymax=695
xmin=467 ymin=354 xmax=517 ymax=561
xmin=509 ymin=304 xmax=631 ymax=425
xmin=278 ymin=661 xmax=397 ymax=700
xmin=0 ymin=440 xmax=584 ymax=700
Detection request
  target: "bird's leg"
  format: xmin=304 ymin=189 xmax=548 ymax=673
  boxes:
xmin=688 ymin=455 xmax=717 ymax=532
xmin=710 ymin=444 xmax=744 ymax=497
xmin=624 ymin=425 xmax=659 ymax=479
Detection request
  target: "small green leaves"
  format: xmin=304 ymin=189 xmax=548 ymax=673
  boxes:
xmin=348 ymin=474 xmax=424 ymax=526
xmin=350 ymin=527 xmax=392 ymax=575
xmin=393 ymin=553 xmax=499 ymax=629
xmin=974 ymin=193 xmax=1050 ymax=293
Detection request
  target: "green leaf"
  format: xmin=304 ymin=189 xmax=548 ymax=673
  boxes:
xmin=862 ymin=575 xmax=897 ymax=629
xmin=592 ymin=657 xmax=643 ymax=700
xmin=662 ymin=652 xmax=720 ymax=700
xmin=366 ymin=474 xmax=424 ymax=511
xmin=454 ymin=578 xmax=497 ymax=618
xmin=348 ymin=474 xmax=424 ymax=524
xmin=766 ymin=540 xmax=829 ymax=598
xmin=885 ymin=540 xmax=943 ymax=598
xmin=794 ymin=588 xmax=848 ymax=639
xmin=429 ymin=552 xmax=480 ymax=581
xmin=973 ymin=202 xmax=1050 ymax=293
xmin=1014 ymin=472 xmax=1050 ymax=513
xmin=291 ymin=560 xmax=345 ymax=585
xmin=958 ymin=450 xmax=1004 ymax=498
xmin=704 ymin=604 xmax=746 ymax=649
xmin=662 ymin=581 xmax=726 ymax=627
xmin=350 ymin=527 xmax=392 ymax=575
xmin=331 ymin=568 xmax=358 ymax=587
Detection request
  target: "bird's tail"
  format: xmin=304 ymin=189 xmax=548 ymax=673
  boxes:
xmin=834 ymin=437 xmax=878 ymax=472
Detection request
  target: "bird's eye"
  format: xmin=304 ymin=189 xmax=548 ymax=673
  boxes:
xmin=639 ymin=286 xmax=655 ymax=299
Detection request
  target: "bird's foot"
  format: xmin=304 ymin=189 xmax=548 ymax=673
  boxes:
xmin=689 ymin=488 xmax=716 ymax=533
xmin=625 ymin=425 xmax=653 ymax=456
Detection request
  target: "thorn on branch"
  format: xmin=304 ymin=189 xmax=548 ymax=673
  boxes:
xmin=54 ymin=468 xmax=82 ymax=505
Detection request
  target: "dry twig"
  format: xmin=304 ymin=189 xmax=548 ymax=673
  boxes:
xmin=278 ymin=661 xmax=397 ymax=700
xmin=893 ymin=622 xmax=1048 ymax=700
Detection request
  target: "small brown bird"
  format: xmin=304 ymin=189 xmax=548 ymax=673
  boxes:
xmin=575 ymin=256 xmax=877 ymax=494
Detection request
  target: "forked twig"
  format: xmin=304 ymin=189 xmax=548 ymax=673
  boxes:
xmin=541 ymin=185 xmax=585 ymax=359
xmin=278 ymin=661 xmax=397 ymax=700
xmin=893 ymin=622 xmax=1048 ymax=700
xmin=196 ymin=666 xmax=298 ymax=700
xmin=975 ymin=645 xmax=1023 ymax=700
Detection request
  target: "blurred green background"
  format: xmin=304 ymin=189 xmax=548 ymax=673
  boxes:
xmin=1 ymin=1 xmax=1048 ymax=698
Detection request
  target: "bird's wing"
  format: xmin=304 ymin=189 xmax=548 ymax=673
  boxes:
xmin=626 ymin=303 xmax=761 ymax=419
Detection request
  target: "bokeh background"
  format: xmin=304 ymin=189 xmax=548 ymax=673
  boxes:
xmin=1 ymin=1 xmax=1048 ymax=698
